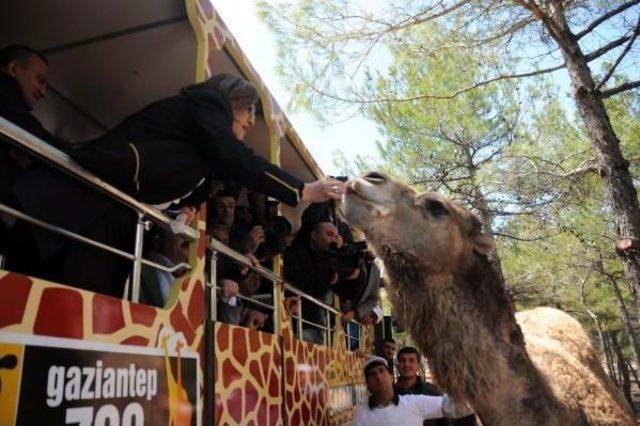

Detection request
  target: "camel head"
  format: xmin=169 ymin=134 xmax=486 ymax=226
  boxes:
xmin=341 ymin=171 xmax=495 ymax=276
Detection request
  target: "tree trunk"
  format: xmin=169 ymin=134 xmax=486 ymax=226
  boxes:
xmin=546 ymin=2 xmax=640 ymax=326
xmin=611 ymin=331 xmax=634 ymax=408
xmin=602 ymin=326 xmax=618 ymax=384
xmin=466 ymin=147 xmax=505 ymax=284
xmin=581 ymin=277 xmax=617 ymax=382
xmin=609 ymin=275 xmax=640 ymax=385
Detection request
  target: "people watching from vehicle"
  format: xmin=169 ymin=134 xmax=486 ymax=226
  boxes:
xmin=0 ymin=45 xmax=66 ymax=151
xmin=0 ymin=45 xmax=68 ymax=270
xmin=1 ymin=72 xmax=346 ymax=298
xmin=352 ymin=356 xmax=473 ymax=426
xmin=396 ymin=346 xmax=477 ymax=426
xmin=140 ymin=225 xmax=191 ymax=307
xmin=284 ymin=220 xmax=341 ymax=344
xmin=334 ymin=252 xmax=382 ymax=349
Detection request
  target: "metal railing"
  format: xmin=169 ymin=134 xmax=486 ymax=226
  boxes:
xmin=208 ymin=237 xmax=354 ymax=346
xmin=0 ymin=116 xmax=195 ymax=302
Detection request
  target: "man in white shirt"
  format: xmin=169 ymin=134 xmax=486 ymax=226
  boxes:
xmin=352 ymin=356 xmax=472 ymax=426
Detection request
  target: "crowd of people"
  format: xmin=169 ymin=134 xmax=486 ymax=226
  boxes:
xmin=0 ymin=44 xmax=380 ymax=341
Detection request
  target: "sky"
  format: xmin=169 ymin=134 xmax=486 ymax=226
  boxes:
xmin=214 ymin=1 xmax=381 ymax=175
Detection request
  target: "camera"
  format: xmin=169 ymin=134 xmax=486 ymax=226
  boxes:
xmin=237 ymin=197 xmax=292 ymax=259
xmin=324 ymin=240 xmax=368 ymax=275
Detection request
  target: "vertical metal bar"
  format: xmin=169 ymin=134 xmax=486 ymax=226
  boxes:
xmin=0 ymin=253 xmax=5 ymax=269
xmin=326 ymin=310 xmax=331 ymax=347
xmin=130 ymin=212 xmax=145 ymax=303
xmin=347 ymin=321 xmax=351 ymax=350
xmin=210 ymin=250 xmax=218 ymax=321
xmin=204 ymin=249 xmax=218 ymax=426
xmin=271 ymin=278 xmax=279 ymax=335
xmin=297 ymin=310 xmax=303 ymax=340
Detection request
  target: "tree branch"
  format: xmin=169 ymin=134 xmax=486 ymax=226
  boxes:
xmin=305 ymin=62 xmax=565 ymax=104
xmin=586 ymin=33 xmax=637 ymax=62
xmin=493 ymin=231 xmax=562 ymax=241
xmin=576 ymin=0 xmax=640 ymax=40
xmin=601 ymin=79 xmax=640 ymax=98
xmin=595 ymin=12 xmax=640 ymax=92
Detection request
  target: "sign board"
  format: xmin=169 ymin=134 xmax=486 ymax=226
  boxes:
xmin=0 ymin=332 xmax=200 ymax=426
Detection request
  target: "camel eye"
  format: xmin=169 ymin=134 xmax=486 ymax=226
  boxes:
xmin=425 ymin=200 xmax=449 ymax=217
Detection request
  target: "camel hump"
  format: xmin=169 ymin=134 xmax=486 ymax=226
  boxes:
xmin=516 ymin=307 xmax=590 ymax=345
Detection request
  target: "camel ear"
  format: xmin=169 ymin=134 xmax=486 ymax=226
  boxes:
xmin=473 ymin=234 xmax=495 ymax=256
xmin=469 ymin=214 xmax=494 ymax=255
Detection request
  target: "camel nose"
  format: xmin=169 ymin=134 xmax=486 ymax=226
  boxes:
xmin=362 ymin=171 xmax=387 ymax=184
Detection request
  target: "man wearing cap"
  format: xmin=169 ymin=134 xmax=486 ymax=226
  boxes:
xmin=352 ymin=356 xmax=472 ymax=426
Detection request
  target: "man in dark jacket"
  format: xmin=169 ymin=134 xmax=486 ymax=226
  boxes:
xmin=0 ymin=45 xmax=68 ymax=188
xmin=0 ymin=45 xmax=68 ymax=272
xmin=284 ymin=221 xmax=340 ymax=343
xmin=396 ymin=346 xmax=477 ymax=426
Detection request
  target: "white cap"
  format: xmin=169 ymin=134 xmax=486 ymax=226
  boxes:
xmin=363 ymin=355 xmax=389 ymax=375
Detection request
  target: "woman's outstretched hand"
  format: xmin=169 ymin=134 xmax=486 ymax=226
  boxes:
xmin=301 ymin=177 xmax=347 ymax=203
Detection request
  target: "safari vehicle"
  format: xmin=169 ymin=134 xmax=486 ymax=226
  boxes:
xmin=0 ymin=1 xmax=373 ymax=425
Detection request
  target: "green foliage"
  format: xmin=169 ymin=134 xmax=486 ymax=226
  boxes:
xmin=258 ymin=0 xmax=640 ymax=357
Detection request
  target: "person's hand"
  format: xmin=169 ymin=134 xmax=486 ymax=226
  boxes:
xmin=301 ymin=177 xmax=346 ymax=203
xmin=361 ymin=312 xmax=377 ymax=326
xmin=342 ymin=310 xmax=356 ymax=323
xmin=240 ymin=253 xmax=260 ymax=276
xmin=179 ymin=206 xmax=198 ymax=224
xmin=220 ymin=279 xmax=239 ymax=299
xmin=335 ymin=234 xmax=344 ymax=248
xmin=284 ymin=296 xmax=301 ymax=317
xmin=243 ymin=310 xmax=267 ymax=330
xmin=244 ymin=225 xmax=265 ymax=254
xmin=344 ymin=268 xmax=360 ymax=280
xmin=330 ymin=272 xmax=339 ymax=285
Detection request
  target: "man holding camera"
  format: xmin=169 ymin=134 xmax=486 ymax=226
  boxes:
xmin=284 ymin=220 xmax=363 ymax=344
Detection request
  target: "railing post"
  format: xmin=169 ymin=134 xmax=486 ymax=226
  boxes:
xmin=297 ymin=310 xmax=303 ymax=340
xmin=0 ymin=253 xmax=5 ymax=269
xmin=209 ymin=250 xmax=218 ymax=321
xmin=204 ymin=249 xmax=218 ymax=426
xmin=326 ymin=310 xmax=331 ymax=348
xmin=130 ymin=212 xmax=146 ymax=303
xmin=272 ymin=278 xmax=279 ymax=336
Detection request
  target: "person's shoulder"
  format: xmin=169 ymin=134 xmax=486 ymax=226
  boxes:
xmin=420 ymin=381 xmax=443 ymax=396
xmin=352 ymin=404 xmax=372 ymax=424
xmin=400 ymin=393 xmax=441 ymax=407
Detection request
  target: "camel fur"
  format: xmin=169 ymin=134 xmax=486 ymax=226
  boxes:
xmin=340 ymin=171 xmax=635 ymax=425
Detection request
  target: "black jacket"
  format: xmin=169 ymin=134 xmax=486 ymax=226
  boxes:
xmin=0 ymin=73 xmax=66 ymax=191
xmin=283 ymin=240 xmax=334 ymax=325
xmin=71 ymin=88 xmax=304 ymax=207
xmin=0 ymin=73 xmax=65 ymax=148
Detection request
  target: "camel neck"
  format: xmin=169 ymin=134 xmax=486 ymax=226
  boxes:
xmin=379 ymin=246 xmax=571 ymax=424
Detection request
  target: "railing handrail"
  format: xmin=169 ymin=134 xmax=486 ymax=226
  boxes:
xmin=209 ymin=238 xmax=280 ymax=282
xmin=0 ymin=116 xmax=197 ymax=241
xmin=209 ymin=238 xmax=345 ymax=316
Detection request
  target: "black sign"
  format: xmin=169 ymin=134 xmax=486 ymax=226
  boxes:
xmin=0 ymin=333 xmax=199 ymax=426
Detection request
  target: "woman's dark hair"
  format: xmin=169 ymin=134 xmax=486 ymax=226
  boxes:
xmin=181 ymin=73 xmax=259 ymax=109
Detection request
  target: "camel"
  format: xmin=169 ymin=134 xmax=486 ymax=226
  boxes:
xmin=340 ymin=171 xmax=635 ymax=425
